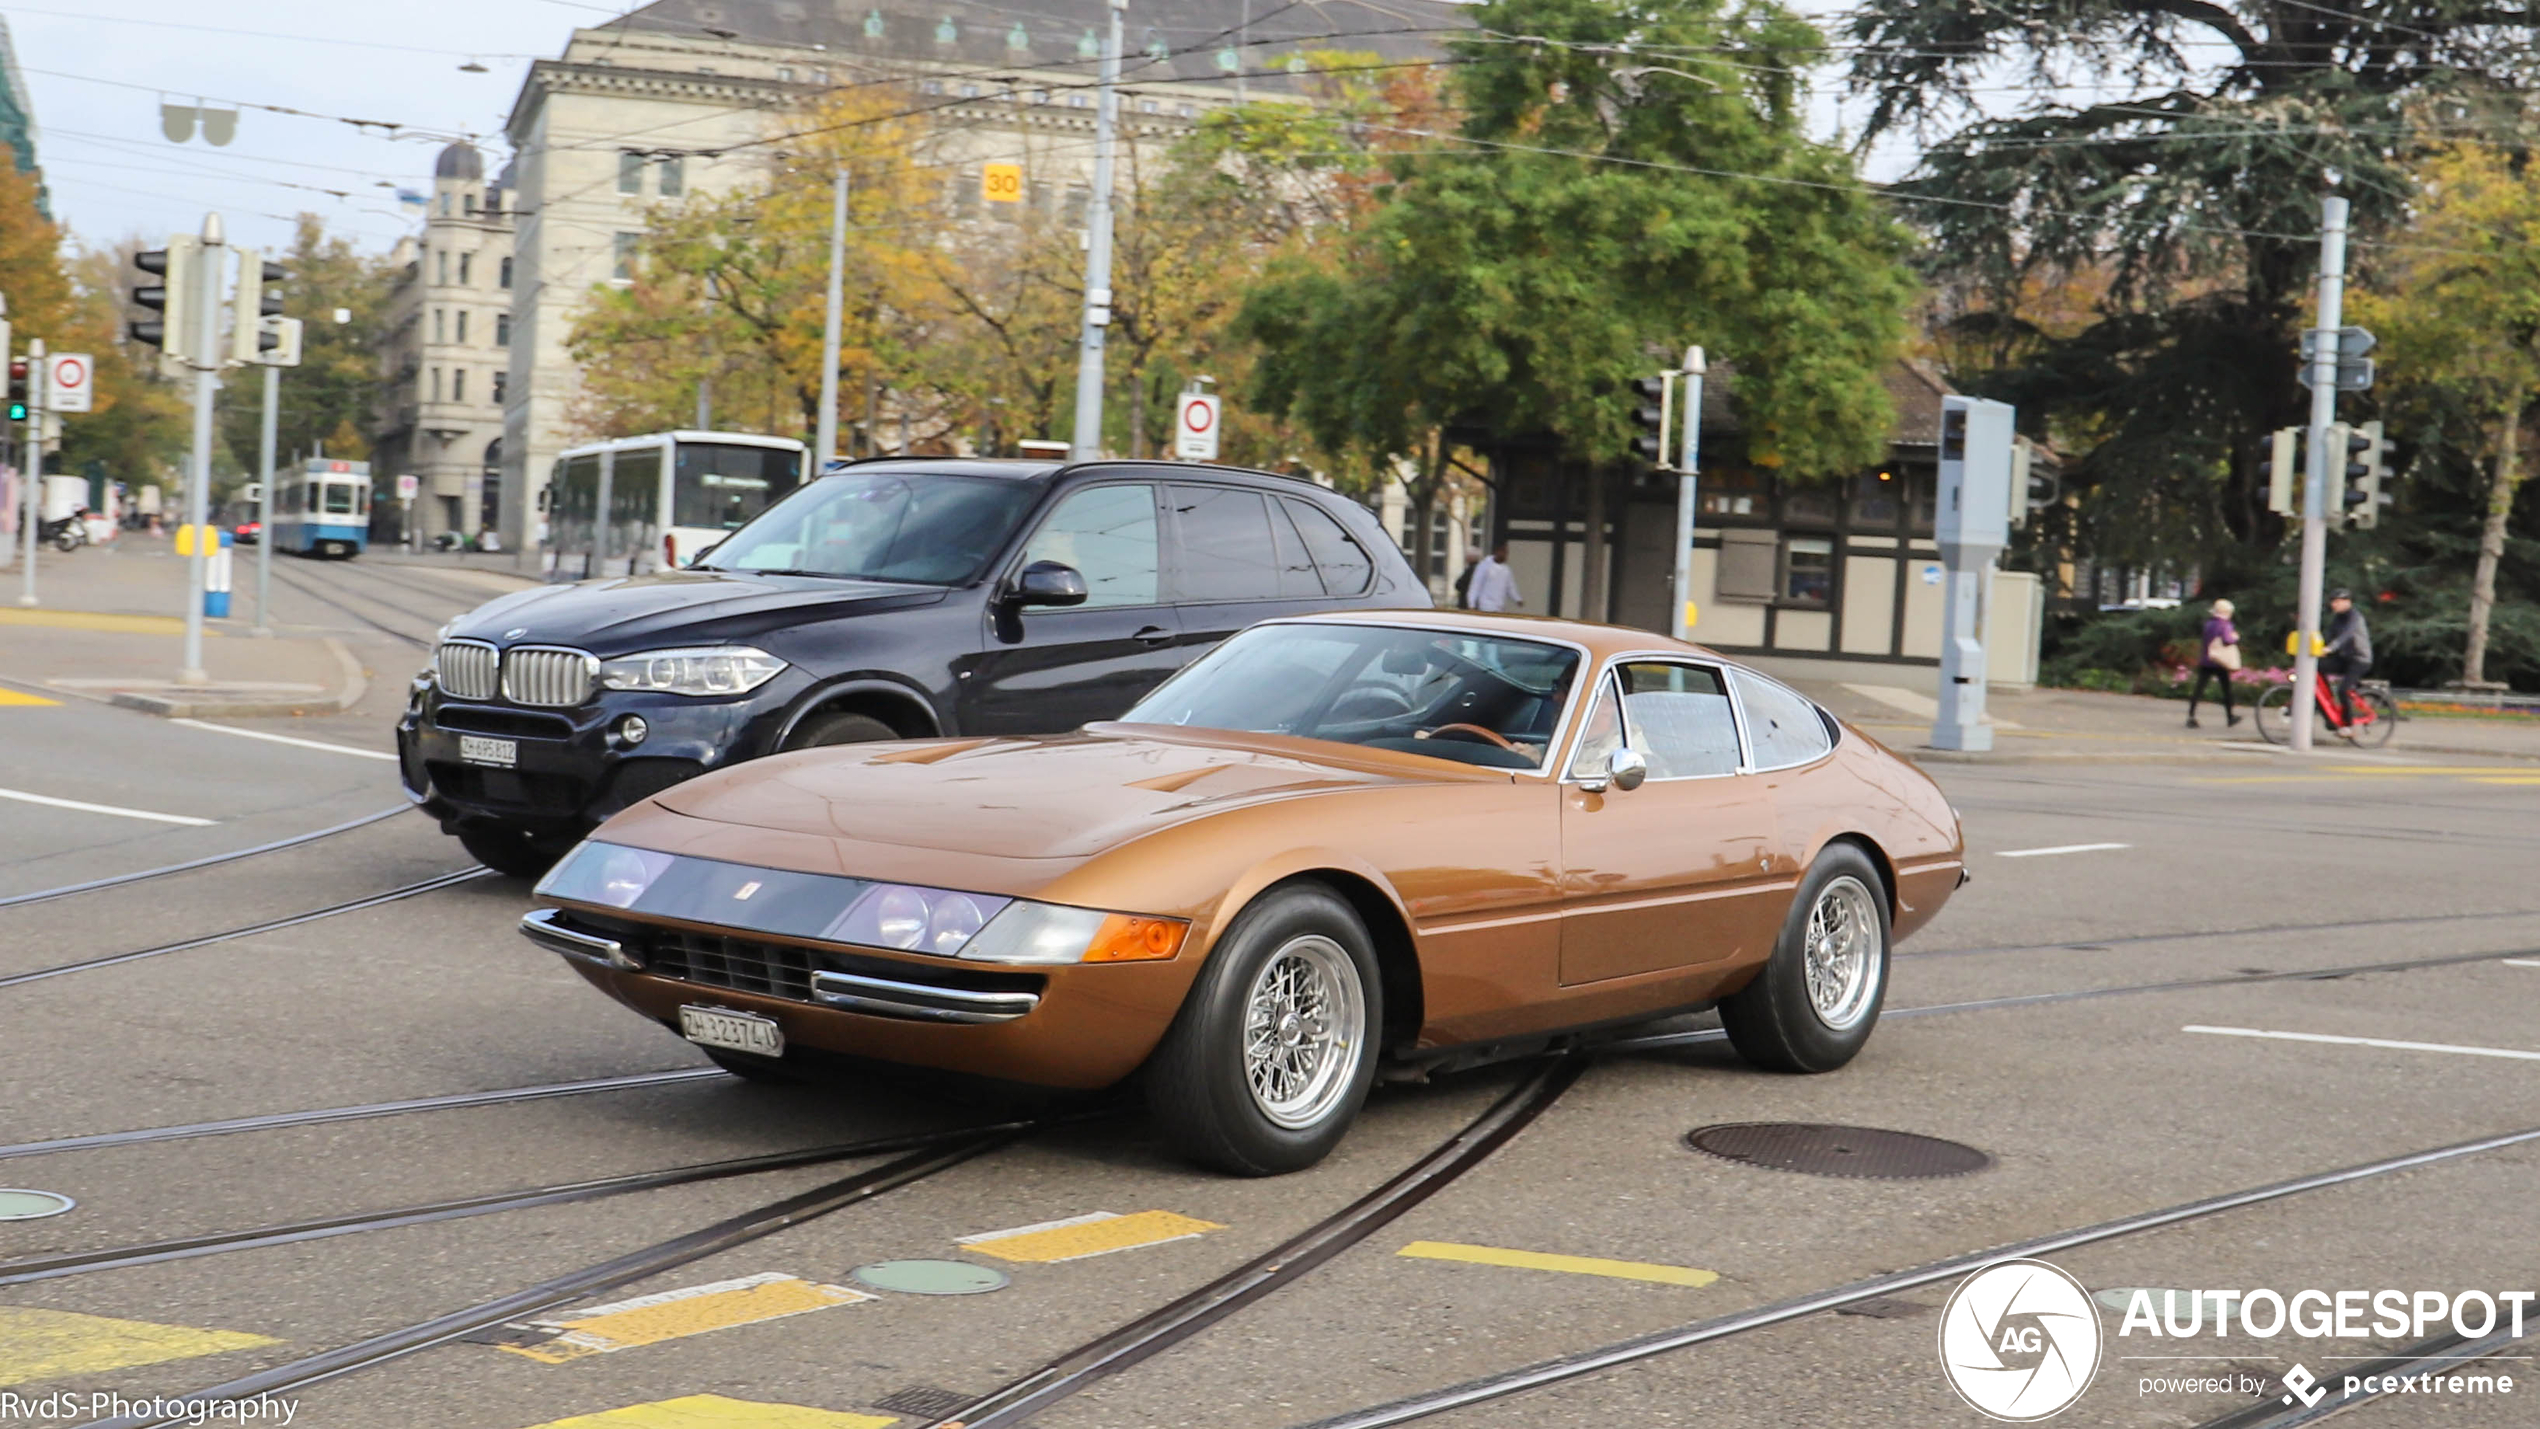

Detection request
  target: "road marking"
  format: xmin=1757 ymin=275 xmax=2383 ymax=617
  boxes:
xmin=1997 ymin=843 xmax=2131 ymax=858
xmin=0 ymin=608 xmax=194 ymax=635
xmin=0 ymin=786 xmax=214 ymax=826
xmin=0 ymin=688 xmax=59 ymax=707
xmin=170 ymin=717 xmax=397 ymax=761
xmin=2184 ymin=1025 xmax=2540 ymax=1063
xmin=0 ymin=1307 xmax=279 ymax=1386
xmin=958 ymin=1209 xmax=1223 ymax=1262
xmin=2501 ymin=959 xmax=2540 ymax=969
xmin=1397 ymin=1241 xmax=1720 ymax=1287
xmin=503 ymin=1272 xmax=870 ymax=1364
xmin=518 ymin=1396 xmax=896 ymax=1429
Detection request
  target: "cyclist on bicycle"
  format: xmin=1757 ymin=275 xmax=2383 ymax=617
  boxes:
xmin=2322 ymin=589 xmax=2372 ymax=723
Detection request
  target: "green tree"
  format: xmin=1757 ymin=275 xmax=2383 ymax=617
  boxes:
xmin=1239 ymin=0 xmax=1914 ymax=596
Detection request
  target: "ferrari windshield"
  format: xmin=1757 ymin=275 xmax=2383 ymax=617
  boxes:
xmin=1122 ymin=623 xmax=1581 ymax=770
xmin=698 ymin=471 xmax=1038 ymax=584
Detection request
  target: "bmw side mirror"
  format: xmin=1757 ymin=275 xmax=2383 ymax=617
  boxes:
xmin=1011 ymin=560 xmax=1089 ymax=608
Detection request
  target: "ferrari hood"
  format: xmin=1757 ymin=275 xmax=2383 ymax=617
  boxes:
xmin=651 ymin=728 xmax=1441 ymax=860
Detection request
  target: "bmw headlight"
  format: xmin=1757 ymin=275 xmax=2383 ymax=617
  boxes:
xmin=598 ymin=646 xmax=787 ymax=697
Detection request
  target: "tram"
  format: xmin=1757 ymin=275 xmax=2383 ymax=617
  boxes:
xmin=272 ymin=459 xmax=373 ymax=558
xmin=543 ymin=431 xmax=807 ymax=580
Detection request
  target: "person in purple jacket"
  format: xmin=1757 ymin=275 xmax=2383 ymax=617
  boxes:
xmin=2187 ymin=597 xmax=2241 ymax=728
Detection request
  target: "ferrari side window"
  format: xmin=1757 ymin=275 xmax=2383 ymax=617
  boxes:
xmin=1022 ymin=484 xmax=1159 ymax=607
xmin=1565 ymin=679 xmax=1624 ymax=780
xmin=1730 ymin=667 xmax=1833 ymax=769
xmin=1617 ymin=662 xmax=1742 ymax=778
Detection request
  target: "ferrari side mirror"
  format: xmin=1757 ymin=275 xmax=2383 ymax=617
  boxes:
xmin=1010 ymin=560 xmax=1089 ymax=607
xmin=1606 ymin=747 xmax=1648 ymax=791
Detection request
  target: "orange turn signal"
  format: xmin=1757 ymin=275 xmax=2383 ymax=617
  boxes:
xmin=1082 ymin=913 xmax=1189 ymax=963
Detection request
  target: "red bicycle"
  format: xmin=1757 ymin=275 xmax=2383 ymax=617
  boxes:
xmin=2254 ymin=670 xmax=2397 ymax=747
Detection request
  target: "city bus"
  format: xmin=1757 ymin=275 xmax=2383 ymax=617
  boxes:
xmin=542 ymin=431 xmax=807 ymax=580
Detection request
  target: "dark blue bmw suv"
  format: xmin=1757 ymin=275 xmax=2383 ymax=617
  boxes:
xmin=398 ymin=457 xmax=1427 ymax=875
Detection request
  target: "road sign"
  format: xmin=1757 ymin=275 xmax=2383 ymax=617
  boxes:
xmin=982 ymin=163 xmax=1023 ymax=205
xmin=395 ymin=473 xmax=420 ymax=500
xmin=1174 ymin=391 xmax=1221 ymax=461
xmin=43 ymin=353 xmax=93 ymax=413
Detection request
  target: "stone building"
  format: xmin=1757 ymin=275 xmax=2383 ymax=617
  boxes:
xmin=490 ymin=0 xmax=1454 ymax=556
xmin=373 ymin=141 xmax=516 ymax=543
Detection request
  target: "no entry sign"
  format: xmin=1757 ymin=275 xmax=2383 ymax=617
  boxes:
xmin=1174 ymin=391 xmax=1221 ymax=462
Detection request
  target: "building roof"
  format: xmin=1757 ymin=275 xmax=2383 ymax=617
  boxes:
xmin=435 ymin=141 xmax=485 ymax=180
xmin=604 ymin=0 xmax=1462 ymax=87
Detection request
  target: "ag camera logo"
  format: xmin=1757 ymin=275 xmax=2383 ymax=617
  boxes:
xmin=1939 ymin=1259 xmax=2104 ymax=1421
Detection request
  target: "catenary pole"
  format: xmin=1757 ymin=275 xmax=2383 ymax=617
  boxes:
xmin=1670 ymin=347 xmax=1706 ymax=642
xmin=2291 ymin=194 xmax=2347 ymax=754
xmin=179 ymin=213 xmax=224 ymax=687
xmin=814 ymin=169 xmax=847 ymax=468
xmin=253 ymin=358 xmax=277 ymax=636
xmin=17 ymin=337 xmax=40 ymax=607
xmin=1071 ymin=0 xmax=1126 ymax=461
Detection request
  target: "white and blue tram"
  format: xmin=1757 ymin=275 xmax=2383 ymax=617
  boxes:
xmin=272 ymin=459 xmax=373 ymax=558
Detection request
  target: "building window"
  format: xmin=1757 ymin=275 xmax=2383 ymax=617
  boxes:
xmin=1781 ymin=537 xmax=1834 ymax=607
xmin=618 ymin=152 xmax=643 ymax=195
xmin=658 ymin=155 xmax=684 ymax=197
xmin=495 ymin=312 xmax=511 ymax=347
xmin=439 ymin=191 xmax=453 ymax=216
xmin=1140 ymin=99 xmax=1159 ymax=114
xmin=1177 ymin=103 xmax=1195 ymax=118
xmin=459 ymin=252 xmax=473 ymax=285
xmin=1063 ymin=184 xmax=1089 ymax=225
xmin=456 ymin=310 xmax=470 ymax=344
xmin=430 ymin=367 xmax=443 ymax=402
xmin=1851 ymin=469 xmax=1902 ymax=528
xmin=433 ymin=309 xmax=445 ymax=343
xmin=1068 ymin=93 xmax=1089 ymax=109
xmin=499 ymin=256 xmax=513 ymax=289
xmin=493 ymin=371 xmax=508 ymax=404
xmin=613 ymin=232 xmax=640 ymax=281
xmin=1700 ymin=467 xmax=1764 ymax=519
xmin=436 ymin=249 xmax=449 ymax=285
xmin=1781 ymin=483 xmax=1838 ymax=526
xmin=453 ymin=369 xmax=467 ymax=403
xmin=778 ymin=66 xmax=796 ymax=82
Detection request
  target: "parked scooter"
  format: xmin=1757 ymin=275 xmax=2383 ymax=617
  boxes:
xmin=39 ymin=509 xmax=87 ymax=553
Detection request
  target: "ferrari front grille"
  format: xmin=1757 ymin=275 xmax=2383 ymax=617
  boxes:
xmin=434 ymin=640 xmax=498 ymax=701
xmin=501 ymin=646 xmax=596 ymax=707
xmin=647 ymin=930 xmax=816 ymax=1002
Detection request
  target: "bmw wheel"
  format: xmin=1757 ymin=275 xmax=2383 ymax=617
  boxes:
xmin=1146 ymin=884 xmax=1381 ymax=1176
xmin=1720 ymin=844 xmax=1891 ymax=1073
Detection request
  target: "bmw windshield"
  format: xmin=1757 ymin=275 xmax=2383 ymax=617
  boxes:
xmin=698 ymin=471 xmax=1039 ymax=584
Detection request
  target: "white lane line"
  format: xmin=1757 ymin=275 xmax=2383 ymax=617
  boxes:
xmin=2502 ymin=959 xmax=2540 ymax=969
xmin=0 ymin=787 xmax=215 ymax=826
xmin=2185 ymin=1025 xmax=2540 ymax=1063
xmin=171 ymin=717 xmax=396 ymax=761
xmin=1998 ymin=843 xmax=2132 ymax=858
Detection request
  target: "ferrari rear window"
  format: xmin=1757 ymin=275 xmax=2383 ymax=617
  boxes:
xmin=1123 ymin=623 xmax=1581 ymax=770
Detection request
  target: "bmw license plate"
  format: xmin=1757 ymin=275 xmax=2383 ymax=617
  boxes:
xmin=680 ymin=1005 xmax=785 ymax=1058
xmin=458 ymin=735 xmax=517 ymax=768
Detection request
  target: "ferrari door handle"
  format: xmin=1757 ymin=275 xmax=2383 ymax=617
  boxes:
xmin=1133 ymin=625 xmax=1174 ymax=647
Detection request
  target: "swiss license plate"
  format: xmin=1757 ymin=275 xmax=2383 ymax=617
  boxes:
xmin=680 ymin=1005 xmax=785 ymax=1058
xmin=458 ymin=735 xmax=517 ymax=768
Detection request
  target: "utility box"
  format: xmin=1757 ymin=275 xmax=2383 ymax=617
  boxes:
xmin=1933 ymin=396 xmax=2016 ymax=752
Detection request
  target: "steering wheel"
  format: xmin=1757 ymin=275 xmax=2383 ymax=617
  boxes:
xmin=1427 ymin=722 xmax=1519 ymax=752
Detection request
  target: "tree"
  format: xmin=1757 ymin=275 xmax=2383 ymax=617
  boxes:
xmin=1240 ymin=0 xmax=1915 ymax=597
xmin=2348 ymin=141 xmax=2540 ymax=688
xmin=200 ymin=214 xmax=396 ymax=477
xmin=1847 ymin=0 xmax=2533 ymax=574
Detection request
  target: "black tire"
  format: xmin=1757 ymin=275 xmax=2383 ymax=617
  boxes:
xmin=456 ymin=823 xmax=570 ymax=880
xmin=2342 ymin=688 xmax=2399 ymax=748
xmin=2252 ymin=684 xmax=2294 ymax=745
xmin=701 ymin=1047 xmax=806 ymax=1084
xmin=1145 ymin=884 xmax=1383 ymax=1176
xmin=786 ymin=710 xmax=898 ymax=750
xmin=1720 ymin=844 xmax=1892 ymax=1074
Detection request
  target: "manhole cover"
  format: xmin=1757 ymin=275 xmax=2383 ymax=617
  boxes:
xmin=0 ymin=1189 xmax=73 ymax=1221
xmin=851 ymin=1259 xmax=1009 ymax=1296
xmin=1684 ymin=1123 xmax=1990 ymax=1179
xmin=872 ymin=1386 xmax=973 ymax=1416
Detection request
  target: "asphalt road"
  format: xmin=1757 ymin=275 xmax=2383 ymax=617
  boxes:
xmin=1 ymin=557 xmax=2534 ymax=1429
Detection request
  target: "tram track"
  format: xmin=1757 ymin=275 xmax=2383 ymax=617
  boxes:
xmin=262 ymin=559 xmax=441 ymax=650
xmin=0 ymin=804 xmax=411 ymax=909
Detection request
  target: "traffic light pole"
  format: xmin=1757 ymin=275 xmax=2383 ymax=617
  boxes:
xmin=2290 ymin=194 xmax=2348 ymax=754
xmin=178 ymin=214 xmax=224 ymax=687
xmin=253 ymin=359 xmax=277 ymax=636
xmin=1670 ymin=347 xmax=1705 ymax=643
xmin=17 ymin=338 xmax=41 ymax=608
xmin=1070 ymin=0 xmax=1125 ymax=461
xmin=814 ymin=168 xmax=846 ymax=468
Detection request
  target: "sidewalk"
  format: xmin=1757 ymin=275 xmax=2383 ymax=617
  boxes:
xmin=1782 ymin=671 xmax=2540 ymax=765
xmin=0 ymin=536 xmax=364 ymax=717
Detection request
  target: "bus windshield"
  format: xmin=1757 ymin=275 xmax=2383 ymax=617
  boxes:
xmin=698 ymin=471 xmax=1038 ymax=584
xmin=674 ymin=443 xmax=802 ymax=532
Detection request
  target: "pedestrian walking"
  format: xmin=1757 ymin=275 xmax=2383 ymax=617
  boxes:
xmin=2187 ymin=597 xmax=2241 ymax=729
xmin=1465 ymin=540 xmax=1522 ymax=613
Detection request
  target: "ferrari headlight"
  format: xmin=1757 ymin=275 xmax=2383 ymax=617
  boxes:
xmin=598 ymin=646 xmax=787 ymax=697
xmin=827 ymin=883 xmax=1015 ymax=957
xmin=960 ymin=901 xmax=1188 ymax=965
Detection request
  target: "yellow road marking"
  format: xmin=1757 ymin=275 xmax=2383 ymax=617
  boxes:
xmin=0 ymin=608 xmax=198 ymax=635
xmin=0 ymin=1307 xmax=279 ymax=1386
xmin=0 ymin=688 xmax=59 ymax=706
xmin=503 ymin=1273 xmax=870 ymax=1364
xmin=1396 ymin=1240 xmax=1720 ymax=1287
xmin=959 ymin=1209 xmax=1223 ymax=1263
xmin=518 ymin=1395 xmax=896 ymax=1428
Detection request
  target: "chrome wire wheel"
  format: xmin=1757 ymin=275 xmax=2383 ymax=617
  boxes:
xmin=1802 ymin=875 xmax=1883 ymax=1031
xmin=1241 ymin=934 xmax=1366 ymax=1130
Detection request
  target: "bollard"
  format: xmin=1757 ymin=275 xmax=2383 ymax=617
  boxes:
xmin=205 ymin=528 xmax=232 ymax=618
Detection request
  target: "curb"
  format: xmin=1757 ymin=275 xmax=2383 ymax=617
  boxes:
xmin=82 ymin=638 xmax=372 ymax=721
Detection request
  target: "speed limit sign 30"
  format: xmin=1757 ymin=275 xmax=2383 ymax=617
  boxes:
xmin=1174 ymin=391 xmax=1221 ymax=461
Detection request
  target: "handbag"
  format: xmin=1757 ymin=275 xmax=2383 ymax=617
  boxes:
xmin=2208 ymin=637 xmax=2241 ymax=671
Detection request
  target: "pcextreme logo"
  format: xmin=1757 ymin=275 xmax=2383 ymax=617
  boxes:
xmin=1939 ymin=1259 xmax=2104 ymax=1421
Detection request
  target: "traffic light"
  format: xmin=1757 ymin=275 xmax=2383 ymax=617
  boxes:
xmin=2328 ymin=421 xmax=2375 ymax=526
xmin=230 ymin=251 xmax=286 ymax=364
xmin=6 ymin=357 xmax=25 ymax=422
xmin=131 ymin=235 xmax=203 ymax=361
xmin=2267 ymin=427 xmax=2299 ymax=516
xmin=1630 ymin=374 xmax=1671 ymax=466
xmin=2008 ymin=441 xmax=2056 ymax=529
xmin=2347 ymin=419 xmax=2388 ymax=529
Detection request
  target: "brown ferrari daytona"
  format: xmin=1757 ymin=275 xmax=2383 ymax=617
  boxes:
xmin=525 ymin=611 xmax=1965 ymax=1174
